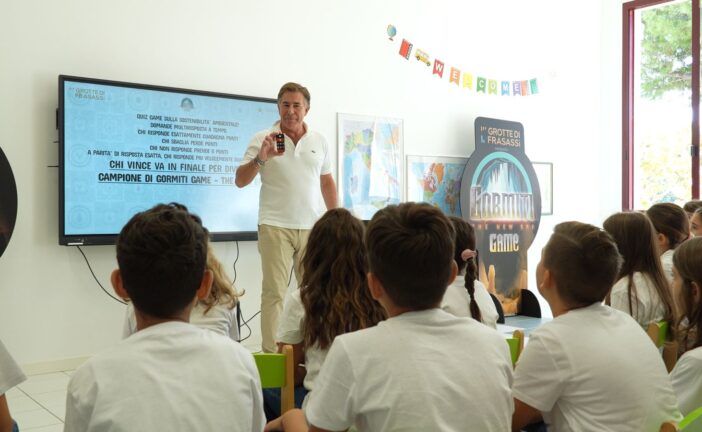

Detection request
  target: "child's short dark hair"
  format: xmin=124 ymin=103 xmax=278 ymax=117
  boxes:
xmin=365 ymin=202 xmax=454 ymax=310
xmin=544 ymin=221 xmax=622 ymax=306
xmin=116 ymin=203 xmax=208 ymax=318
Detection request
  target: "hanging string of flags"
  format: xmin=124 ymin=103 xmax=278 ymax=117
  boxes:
xmin=387 ymin=24 xmax=539 ymax=96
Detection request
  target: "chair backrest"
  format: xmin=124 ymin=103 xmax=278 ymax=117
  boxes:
xmin=505 ymin=329 xmax=525 ymax=367
xmin=518 ymin=289 xmax=542 ymax=318
xmin=647 ymin=321 xmax=669 ymax=348
xmin=646 ymin=321 xmax=678 ymax=373
xmin=680 ymin=406 xmax=702 ymax=430
xmin=490 ymin=293 xmax=505 ymax=324
xmin=253 ymin=345 xmax=295 ymax=414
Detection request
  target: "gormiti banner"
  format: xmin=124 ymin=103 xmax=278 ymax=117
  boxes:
xmin=460 ymin=118 xmax=541 ymax=314
xmin=388 ymin=25 xmax=539 ymax=97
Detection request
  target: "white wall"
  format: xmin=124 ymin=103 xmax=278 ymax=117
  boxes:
xmin=0 ymin=0 xmax=623 ymax=366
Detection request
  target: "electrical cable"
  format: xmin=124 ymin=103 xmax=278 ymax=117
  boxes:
xmin=232 ymin=240 xmax=296 ymax=344
xmin=232 ymin=240 xmax=239 ymax=283
xmin=76 ymin=246 xmax=126 ymax=305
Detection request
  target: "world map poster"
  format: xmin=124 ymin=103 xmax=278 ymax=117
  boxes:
xmin=338 ymin=114 xmax=403 ymax=220
xmin=406 ymin=155 xmax=467 ymax=217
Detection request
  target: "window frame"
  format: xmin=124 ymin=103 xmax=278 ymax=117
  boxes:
xmin=622 ymin=0 xmax=701 ymax=209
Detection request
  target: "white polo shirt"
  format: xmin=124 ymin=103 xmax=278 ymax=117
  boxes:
xmin=241 ymin=122 xmax=331 ymax=229
xmin=670 ymin=346 xmax=702 ymax=416
xmin=441 ymin=278 xmax=499 ymax=329
xmin=512 ymin=303 xmax=681 ymax=431
xmin=276 ymin=289 xmax=329 ymax=403
xmin=306 ymin=309 xmax=514 ymax=432
xmin=610 ymin=272 xmax=667 ymax=327
xmin=65 ymin=321 xmax=265 ymax=432
xmin=123 ymin=301 xmax=240 ymax=342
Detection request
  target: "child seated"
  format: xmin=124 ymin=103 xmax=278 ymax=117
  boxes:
xmin=603 ymin=211 xmax=675 ymax=327
xmin=123 ymin=242 xmax=241 ymax=341
xmin=647 ymin=202 xmax=690 ymax=284
xmin=441 ymin=216 xmax=499 ymax=328
xmin=64 ymin=203 xmax=265 ymax=431
xmin=512 ymin=222 xmax=681 ymax=431
xmin=0 ymin=339 xmax=26 ymax=432
xmin=690 ymin=208 xmax=702 ymax=237
xmin=270 ymin=208 xmax=385 ymax=417
xmin=683 ymin=199 xmax=702 ymax=219
xmin=267 ymin=202 xmax=514 ymax=432
xmin=670 ymin=237 xmax=702 ymax=416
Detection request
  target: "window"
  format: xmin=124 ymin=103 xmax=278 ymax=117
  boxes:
xmin=623 ymin=0 xmax=700 ymax=209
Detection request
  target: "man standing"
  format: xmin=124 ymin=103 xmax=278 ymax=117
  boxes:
xmin=236 ymin=82 xmax=337 ymax=353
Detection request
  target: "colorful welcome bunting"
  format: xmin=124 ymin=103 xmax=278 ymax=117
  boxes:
xmin=390 ymin=25 xmax=539 ymax=97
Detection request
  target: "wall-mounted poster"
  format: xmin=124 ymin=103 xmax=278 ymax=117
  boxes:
xmin=460 ymin=117 xmax=542 ymax=315
xmin=0 ymin=147 xmax=17 ymax=257
xmin=338 ymin=114 xmax=403 ymax=220
xmin=406 ymin=155 xmax=467 ymax=217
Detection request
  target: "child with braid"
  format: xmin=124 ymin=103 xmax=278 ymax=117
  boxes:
xmin=441 ymin=216 xmax=499 ymax=328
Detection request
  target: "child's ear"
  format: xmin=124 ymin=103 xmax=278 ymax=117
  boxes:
xmin=691 ymin=280 xmax=701 ymax=303
xmin=367 ymin=272 xmax=383 ymax=301
xmin=196 ymin=269 xmax=213 ymax=301
xmin=656 ymin=232 xmax=670 ymax=252
xmin=541 ymin=268 xmax=555 ymax=292
xmin=111 ymin=269 xmax=129 ymax=301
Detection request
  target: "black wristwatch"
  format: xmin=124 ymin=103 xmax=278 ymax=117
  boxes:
xmin=254 ymin=156 xmax=266 ymax=167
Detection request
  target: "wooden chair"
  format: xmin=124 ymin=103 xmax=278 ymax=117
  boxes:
xmin=505 ymin=329 xmax=525 ymax=367
xmin=646 ymin=320 xmax=678 ymax=373
xmin=660 ymin=421 xmax=678 ymax=431
xmin=253 ymin=344 xmax=295 ymax=415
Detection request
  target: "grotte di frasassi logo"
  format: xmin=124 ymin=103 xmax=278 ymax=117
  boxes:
xmin=460 ymin=118 xmax=541 ymax=314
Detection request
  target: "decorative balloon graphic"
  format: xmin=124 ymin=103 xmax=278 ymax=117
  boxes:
xmin=387 ymin=25 xmax=397 ymax=41
xmin=0 ymin=147 xmax=17 ymax=257
xmin=387 ymin=24 xmax=539 ymax=97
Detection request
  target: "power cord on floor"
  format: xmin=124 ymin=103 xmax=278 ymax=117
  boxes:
xmin=233 ymin=241 xmax=295 ymax=343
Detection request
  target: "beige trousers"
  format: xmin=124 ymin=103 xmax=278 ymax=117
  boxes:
xmin=258 ymin=224 xmax=310 ymax=353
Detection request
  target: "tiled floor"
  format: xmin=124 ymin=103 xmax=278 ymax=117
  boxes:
xmin=6 ymin=371 xmax=72 ymax=431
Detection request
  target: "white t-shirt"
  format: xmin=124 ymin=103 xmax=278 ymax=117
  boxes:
xmin=0 ymin=339 xmax=26 ymax=395
xmin=610 ymin=272 xmax=667 ymax=327
xmin=65 ymin=321 xmax=265 ymax=432
xmin=241 ymin=123 xmax=331 ymax=229
xmin=512 ymin=303 xmax=681 ymax=432
xmin=670 ymin=346 xmax=702 ymax=416
xmin=276 ymin=289 xmax=327 ymax=399
xmin=122 ymin=301 xmax=239 ymax=341
xmin=661 ymin=249 xmax=675 ymax=285
xmin=305 ymin=309 xmax=514 ymax=432
xmin=441 ymin=278 xmax=499 ymax=329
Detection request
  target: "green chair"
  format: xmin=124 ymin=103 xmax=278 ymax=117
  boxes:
xmin=253 ymin=344 xmax=295 ymax=415
xmin=646 ymin=320 xmax=678 ymax=373
xmin=680 ymin=406 xmax=702 ymax=430
xmin=505 ymin=329 xmax=524 ymax=367
xmin=659 ymin=406 xmax=702 ymax=431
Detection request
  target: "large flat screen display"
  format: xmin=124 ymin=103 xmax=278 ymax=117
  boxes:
xmin=59 ymin=75 xmax=278 ymax=245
